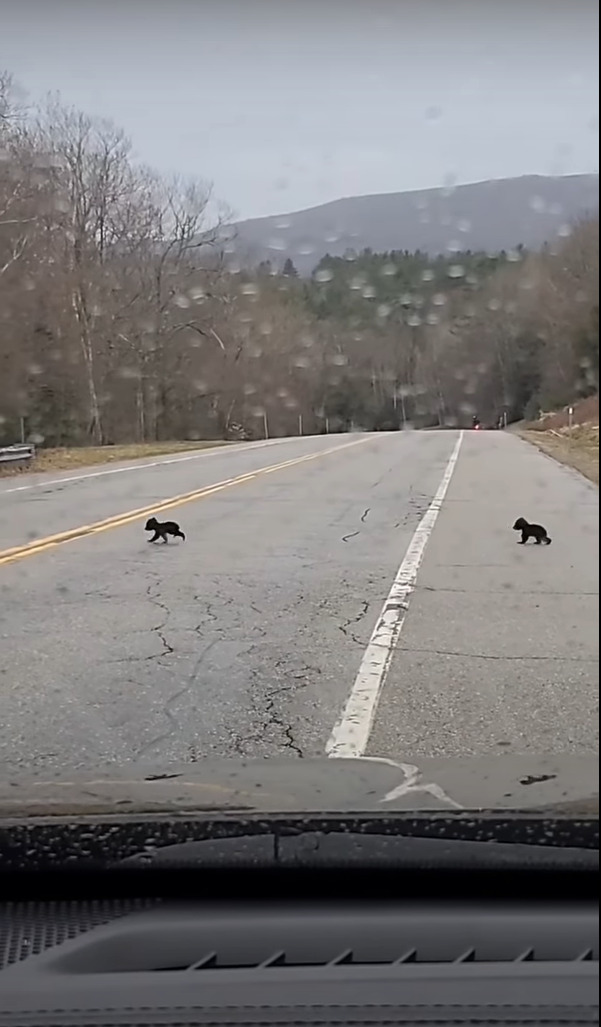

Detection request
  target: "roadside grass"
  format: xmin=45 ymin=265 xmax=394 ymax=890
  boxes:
xmin=0 ymin=440 xmax=234 ymax=478
xmin=517 ymin=424 xmax=599 ymax=485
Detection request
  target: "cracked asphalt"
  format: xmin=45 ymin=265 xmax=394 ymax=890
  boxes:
xmin=0 ymin=430 xmax=598 ymax=775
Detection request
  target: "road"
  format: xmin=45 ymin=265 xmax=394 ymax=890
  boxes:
xmin=0 ymin=430 xmax=598 ymax=776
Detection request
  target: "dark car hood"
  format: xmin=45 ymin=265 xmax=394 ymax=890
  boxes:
xmin=0 ymin=754 xmax=597 ymax=819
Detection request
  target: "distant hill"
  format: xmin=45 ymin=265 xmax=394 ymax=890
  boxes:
xmin=227 ymin=174 xmax=599 ymax=275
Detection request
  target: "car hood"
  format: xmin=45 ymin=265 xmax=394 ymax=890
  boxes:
xmin=0 ymin=754 xmax=598 ymax=819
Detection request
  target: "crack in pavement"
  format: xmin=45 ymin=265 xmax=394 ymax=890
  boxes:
xmin=339 ymin=599 xmax=371 ymax=647
xmin=418 ymin=585 xmax=599 ymax=596
xmin=135 ymin=585 xmax=278 ymax=761
xmin=341 ymin=506 xmax=372 ymax=541
xmin=133 ymin=586 xmax=235 ymax=758
xmin=106 ymin=581 xmax=179 ymax=664
xmin=135 ymin=638 xmax=219 ymax=759
xmin=397 ymin=645 xmax=599 ymax=662
xmin=145 ymin=581 xmax=175 ymax=658
xmin=226 ymin=650 xmax=324 ymax=759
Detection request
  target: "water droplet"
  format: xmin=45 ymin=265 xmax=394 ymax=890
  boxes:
xmin=189 ymin=285 xmax=206 ymax=301
xmin=487 ymin=297 xmax=501 ymax=311
xmin=425 ymin=312 xmax=439 ymax=325
xmin=293 ymin=355 xmax=311 ymax=368
xmin=267 ymin=237 xmax=287 ymax=251
xmin=362 ymin=285 xmax=376 ymax=299
xmin=250 ymin=406 xmax=266 ymax=418
xmin=259 ymin=321 xmax=273 ymax=336
xmin=448 ymin=264 xmax=465 ymax=279
xmin=432 ymin=293 xmax=447 ymax=306
xmin=376 ymin=303 xmax=391 ymax=318
xmin=349 ymin=274 xmax=366 ymax=291
xmin=407 ymin=313 xmax=422 ymax=327
xmin=421 ymin=269 xmax=435 ymax=282
xmin=457 ymin=218 xmax=471 ymax=233
xmin=117 ymin=366 xmax=141 ymax=380
xmin=240 ymin=282 xmax=259 ymax=295
xmin=330 ymin=353 xmax=348 ymax=366
xmin=557 ymin=223 xmax=572 ymax=238
xmin=243 ymin=383 xmax=256 ymax=396
xmin=248 ymin=346 xmax=263 ymax=358
xmin=315 ymin=268 xmax=334 ymax=283
xmin=275 ymin=219 xmax=291 ymax=230
xmin=530 ymin=195 xmax=546 ymax=213
xmin=192 ymin=379 xmax=208 ymax=394
xmin=381 ymin=263 xmax=397 ymax=277
xmin=296 ymin=242 xmax=315 ymax=256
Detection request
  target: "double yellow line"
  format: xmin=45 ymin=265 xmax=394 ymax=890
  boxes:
xmin=0 ymin=436 xmax=371 ymax=567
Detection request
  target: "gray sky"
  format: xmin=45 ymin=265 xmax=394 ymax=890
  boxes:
xmin=1 ymin=0 xmax=598 ymax=219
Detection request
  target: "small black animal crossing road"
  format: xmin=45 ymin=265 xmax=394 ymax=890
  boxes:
xmin=513 ymin=517 xmax=552 ymax=545
xmin=145 ymin=516 xmax=186 ymax=543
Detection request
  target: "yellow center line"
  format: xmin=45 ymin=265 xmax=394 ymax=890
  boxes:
xmin=0 ymin=436 xmax=373 ymax=567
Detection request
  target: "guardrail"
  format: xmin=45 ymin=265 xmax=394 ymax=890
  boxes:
xmin=0 ymin=444 xmax=36 ymax=467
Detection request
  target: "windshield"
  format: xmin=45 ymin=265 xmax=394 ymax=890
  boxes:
xmin=0 ymin=0 xmax=598 ymax=825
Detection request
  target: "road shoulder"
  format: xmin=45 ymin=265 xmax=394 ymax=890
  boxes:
xmin=367 ymin=430 xmax=599 ymax=760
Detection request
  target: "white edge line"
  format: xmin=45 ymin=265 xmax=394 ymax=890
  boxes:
xmin=325 ymin=430 xmax=464 ymax=760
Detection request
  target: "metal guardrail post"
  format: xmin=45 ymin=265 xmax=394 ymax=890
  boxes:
xmin=0 ymin=444 xmax=36 ymax=466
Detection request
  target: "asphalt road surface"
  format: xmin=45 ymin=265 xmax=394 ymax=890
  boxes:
xmin=0 ymin=430 xmax=598 ymax=775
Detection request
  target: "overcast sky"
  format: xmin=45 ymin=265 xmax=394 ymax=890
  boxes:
xmin=2 ymin=0 xmax=598 ymax=219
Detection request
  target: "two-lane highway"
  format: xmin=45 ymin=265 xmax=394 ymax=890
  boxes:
xmin=0 ymin=430 xmax=598 ymax=775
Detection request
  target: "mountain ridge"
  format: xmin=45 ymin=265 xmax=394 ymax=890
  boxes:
xmin=227 ymin=173 xmax=599 ymax=274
